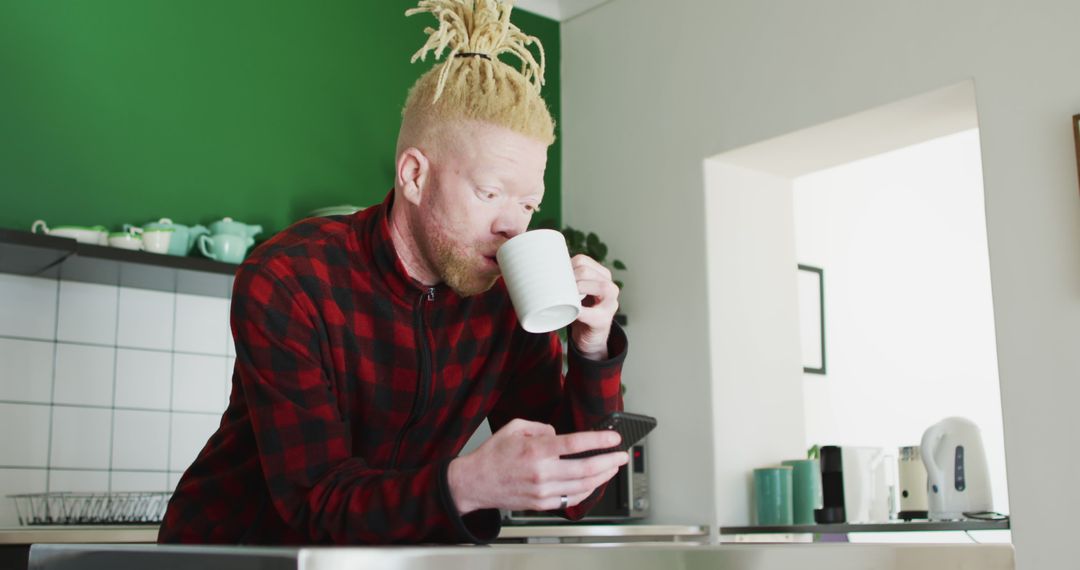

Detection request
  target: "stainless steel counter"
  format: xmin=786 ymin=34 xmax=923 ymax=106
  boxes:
xmin=0 ymin=524 xmax=707 ymax=545
xmin=27 ymin=543 xmax=1015 ymax=570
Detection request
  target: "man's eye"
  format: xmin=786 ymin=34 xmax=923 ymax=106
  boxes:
xmin=524 ymin=204 xmax=540 ymax=213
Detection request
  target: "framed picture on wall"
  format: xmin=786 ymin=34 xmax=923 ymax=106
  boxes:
xmin=1073 ymin=114 xmax=1080 ymax=195
xmin=798 ymin=264 xmax=826 ymax=375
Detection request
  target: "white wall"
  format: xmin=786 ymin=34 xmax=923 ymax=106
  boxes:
xmin=705 ymin=161 xmax=806 ymax=529
xmin=561 ymin=1 xmax=1080 ymax=566
xmin=793 ymin=129 xmax=1009 ymax=514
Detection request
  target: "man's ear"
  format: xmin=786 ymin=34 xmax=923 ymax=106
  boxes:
xmin=396 ymin=147 xmax=430 ymax=207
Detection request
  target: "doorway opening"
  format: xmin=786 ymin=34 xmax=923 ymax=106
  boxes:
xmin=704 ymin=81 xmax=1009 ymax=542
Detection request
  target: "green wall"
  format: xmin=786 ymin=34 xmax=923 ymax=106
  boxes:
xmin=0 ymin=1 xmax=561 ymax=240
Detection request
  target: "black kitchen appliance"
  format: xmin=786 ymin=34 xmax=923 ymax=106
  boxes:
xmin=815 ymin=445 xmax=846 ymax=524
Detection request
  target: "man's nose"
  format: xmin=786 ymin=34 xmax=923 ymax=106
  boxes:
xmin=492 ymin=210 xmax=529 ymax=240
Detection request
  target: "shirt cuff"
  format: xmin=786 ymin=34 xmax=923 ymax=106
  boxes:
xmin=436 ymin=457 xmax=501 ymax=544
xmin=567 ymin=321 xmax=628 ymax=368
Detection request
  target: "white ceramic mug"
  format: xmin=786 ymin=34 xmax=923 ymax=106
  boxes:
xmin=496 ymin=229 xmax=581 ymax=333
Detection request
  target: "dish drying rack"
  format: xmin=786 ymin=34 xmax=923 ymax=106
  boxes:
xmin=8 ymin=491 xmax=171 ymax=525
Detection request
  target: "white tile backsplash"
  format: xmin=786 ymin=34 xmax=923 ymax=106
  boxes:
xmin=0 ymin=275 xmax=239 ymax=506
xmin=50 ymin=406 xmax=112 ymax=469
xmin=57 ymin=281 xmax=118 ymax=345
xmin=0 ymin=338 xmax=54 ymax=403
xmin=169 ymin=413 xmax=220 ymax=472
xmin=111 ymin=470 xmax=168 ymax=492
xmin=0 ymin=274 xmax=57 ymax=340
xmin=117 ymin=288 xmax=175 ymax=350
xmin=111 ymin=410 xmax=169 ymax=471
xmin=53 ymin=343 xmax=115 ymax=407
xmin=0 ymin=403 xmax=51 ymax=467
xmin=114 ymin=349 xmax=171 ymax=410
xmin=0 ymin=468 xmax=47 ymax=526
xmin=172 ymin=353 xmax=226 ymax=413
xmin=174 ymin=294 xmax=229 ymax=355
xmin=48 ymin=469 xmax=110 ymax=493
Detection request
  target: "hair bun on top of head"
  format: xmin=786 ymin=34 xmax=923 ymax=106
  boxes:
xmin=400 ymin=0 xmax=555 ymax=146
xmin=405 ymin=0 xmax=546 ymax=103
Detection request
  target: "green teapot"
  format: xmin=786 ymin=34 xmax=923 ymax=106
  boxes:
xmin=138 ymin=218 xmax=210 ymax=257
xmin=208 ymin=217 xmax=262 ymax=240
xmin=198 ymin=233 xmax=254 ymax=264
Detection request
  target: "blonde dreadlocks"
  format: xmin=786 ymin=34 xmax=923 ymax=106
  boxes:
xmin=398 ymin=0 xmax=555 ymax=149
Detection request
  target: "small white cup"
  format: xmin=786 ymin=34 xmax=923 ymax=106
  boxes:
xmin=496 ymin=229 xmax=581 ymax=333
xmin=142 ymin=229 xmax=173 ymax=254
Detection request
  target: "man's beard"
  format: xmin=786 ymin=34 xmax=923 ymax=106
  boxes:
xmin=430 ymin=234 xmax=500 ymax=297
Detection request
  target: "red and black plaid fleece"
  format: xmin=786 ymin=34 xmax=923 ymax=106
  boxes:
xmin=158 ymin=191 xmax=626 ymax=545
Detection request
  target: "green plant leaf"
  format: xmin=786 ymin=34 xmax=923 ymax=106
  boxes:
xmin=587 ymin=243 xmax=608 ymax=262
xmin=612 ymin=259 xmax=627 ymax=270
xmin=565 ymin=228 xmax=586 ymax=255
xmin=614 ymin=279 xmax=624 ymax=290
xmin=584 ymin=233 xmax=606 ymax=261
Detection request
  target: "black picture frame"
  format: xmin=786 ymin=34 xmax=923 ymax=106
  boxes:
xmin=1073 ymin=115 xmax=1080 ymax=196
xmin=798 ymin=264 xmax=826 ymax=375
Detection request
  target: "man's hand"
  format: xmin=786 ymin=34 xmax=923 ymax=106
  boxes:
xmin=447 ymin=419 xmax=628 ymax=514
xmin=570 ymin=254 xmax=620 ymax=360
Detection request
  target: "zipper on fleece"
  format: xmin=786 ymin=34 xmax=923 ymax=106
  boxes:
xmin=389 ymin=287 xmax=436 ymax=468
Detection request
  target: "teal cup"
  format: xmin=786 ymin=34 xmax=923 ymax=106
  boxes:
xmin=782 ymin=459 xmax=823 ymax=525
xmin=754 ymin=466 xmax=794 ymax=526
xmin=198 ymin=233 xmax=254 ymax=264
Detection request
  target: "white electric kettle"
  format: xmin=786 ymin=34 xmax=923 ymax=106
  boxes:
xmin=920 ymin=417 xmax=993 ymax=520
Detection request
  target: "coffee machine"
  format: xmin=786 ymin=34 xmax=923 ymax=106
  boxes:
xmin=815 ymin=445 xmax=845 ymax=523
xmin=815 ymin=446 xmax=897 ymax=524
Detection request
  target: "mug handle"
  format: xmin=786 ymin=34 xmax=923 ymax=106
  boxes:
xmin=198 ymin=235 xmax=217 ymax=261
xmin=31 ymin=220 xmax=48 ymax=234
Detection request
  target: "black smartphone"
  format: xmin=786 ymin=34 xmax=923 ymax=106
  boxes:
xmin=561 ymin=411 xmax=657 ymax=459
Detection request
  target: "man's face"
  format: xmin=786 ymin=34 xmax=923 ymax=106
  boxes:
xmin=416 ymin=122 xmax=548 ymax=296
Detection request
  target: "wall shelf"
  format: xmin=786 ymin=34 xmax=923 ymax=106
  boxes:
xmin=0 ymin=229 xmax=238 ymax=298
xmin=719 ymin=519 xmax=1009 ymax=535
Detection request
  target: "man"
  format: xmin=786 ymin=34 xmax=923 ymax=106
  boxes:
xmin=159 ymin=0 xmax=628 ymax=545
